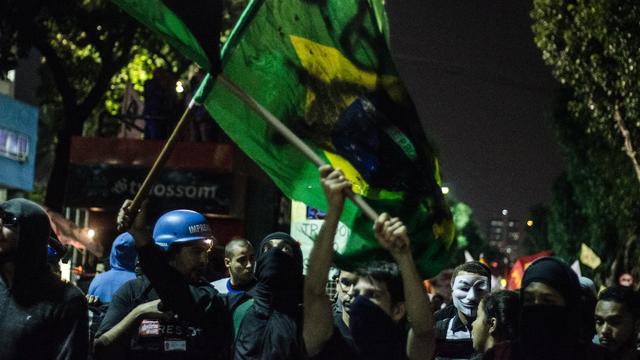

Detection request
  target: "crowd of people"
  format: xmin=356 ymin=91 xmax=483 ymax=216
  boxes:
xmin=0 ymin=166 xmax=639 ymax=359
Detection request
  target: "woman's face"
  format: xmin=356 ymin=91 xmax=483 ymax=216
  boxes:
xmin=471 ymin=299 xmax=491 ymax=353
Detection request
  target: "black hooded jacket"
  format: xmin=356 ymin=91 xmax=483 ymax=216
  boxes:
xmin=0 ymin=198 xmax=88 ymax=360
xmin=483 ymin=257 xmax=611 ymax=360
xmin=233 ymin=232 xmax=304 ymax=360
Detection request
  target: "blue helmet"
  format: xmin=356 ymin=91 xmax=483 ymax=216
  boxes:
xmin=153 ymin=210 xmax=213 ymax=251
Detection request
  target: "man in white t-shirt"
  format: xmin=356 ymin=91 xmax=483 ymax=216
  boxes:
xmin=211 ymin=238 xmax=256 ymax=295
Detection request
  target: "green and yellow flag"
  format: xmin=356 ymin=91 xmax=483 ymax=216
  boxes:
xmin=112 ymin=0 xmax=222 ymax=72
xmin=114 ymin=0 xmax=454 ymax=277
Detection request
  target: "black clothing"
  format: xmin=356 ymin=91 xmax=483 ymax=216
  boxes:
xmin=311 ymin=296 xmax=407 ymax=360
xmin=310 ymin=323 xmax=358 ymax=360
xmin=514 ymin=257 xmax=610 ymax=360
xmin=481 ymin=339 xmax=613 ymax=360
xmin=233 ymin=233 xmax=305 ymax=360
xmin=96 ymin=275 xmax=223 ymax=360
xmin=434 ymin=309 xmax=475 ymax=360
xmin=521 ymin=257 xmax=581 ymax=310
xmin=350 ymin=296 xmax=407 ymax=360
xmin=519 ymin=304 xmax=576 ymax=357
xmin=134 ymin=243 xmax=233 ymax=360
xmin=332 ymin=306 xmax=355 ymax=351
xmin=308 ymin=297 xmax=356 ymax=360
xmin=0 ymin=198 xmax=88 ymax=360
xmin=434 ymin=303 xmax=457 ymax=322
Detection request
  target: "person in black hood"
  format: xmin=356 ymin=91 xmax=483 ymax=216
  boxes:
xmin=0 ymin=198 xmax=88 ymax=360
xmin=233 ymin=231 xmax=305 ymax=359
xmin=483 ymin=257 xmax=611 ymax=360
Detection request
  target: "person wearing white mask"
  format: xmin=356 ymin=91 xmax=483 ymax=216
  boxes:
xmin=434 ymin=261 xmax=491 ymax=360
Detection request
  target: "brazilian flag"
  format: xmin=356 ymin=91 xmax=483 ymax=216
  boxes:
xmin=112 ymin=0 xmax=222 ymax=73
xmin=113 ymin=0 xmax=454 ymax=277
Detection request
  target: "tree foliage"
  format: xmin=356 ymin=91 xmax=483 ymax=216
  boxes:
xmin=546 ymin=174 xmax=587 ymax=262
xmin=0 ymin=0 xmax=178 ymax=209
xmin=0 ymin=0 xmax=248 ymax=210
xmin=447 ymin=198 xmax=501 ymax=267
xmin=522 ymin=204 xmax=551 ymax=255
xmin=544 ymin=91 xmax=640 ymax=285
xmin=531 ymin=0 xmax=640 ymax=184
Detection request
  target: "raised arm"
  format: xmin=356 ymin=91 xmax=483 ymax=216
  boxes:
xmin=116 ymin=200 xmax=219 ymax=326
xmin=374 ymin=214 xmax=436 ymax=360
xmin=303 ymin=165 xmax=351 ymax=356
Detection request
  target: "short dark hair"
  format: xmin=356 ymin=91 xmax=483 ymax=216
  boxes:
xmin=451 ymin=261 xmax=491 ymax=287
xmin=481 ymin=290 xmax=520 ymax=342
xmin=224 ymin=238 xmax=253 ymax=258
xmin=355 ymin=261 xmax=404 ymax=305
xmin=598 ymin=285 xmax=640 ymax=319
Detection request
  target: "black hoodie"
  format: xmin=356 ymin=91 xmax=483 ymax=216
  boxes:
xmin=233 ymin=232 xmax=304 ymax=360
xmin=0 ymin=198 xmax=88 ymax=360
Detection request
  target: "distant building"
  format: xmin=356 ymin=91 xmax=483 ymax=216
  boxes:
xmin=487 ymin=209 xmax=522 ymax=260
xmin=0 ymin=66 xmax=39 ymax=201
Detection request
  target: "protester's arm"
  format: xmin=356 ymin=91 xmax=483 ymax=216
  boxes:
xmin=375 ymin=214 xmax=436 ymax=360
xmin=51 ymin=292 xmax=89 ymax=360
xmin=303 ymin=165 xmax=351 ymax=356
xmin=117 ymin=199 xmax=153 ymax=248
xmin=94 ymin=300 xmax=170 ymax=359
xmin=117 ymin=200 xmax=219 ymax=326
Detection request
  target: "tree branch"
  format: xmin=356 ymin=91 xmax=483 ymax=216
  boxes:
xmin=613 ymin=105 xmax=640 ymax=185
xmin=77 ymin=27 xmax=135 ymax=118
xmin=32 ymin=28 xmax=79 ymax=116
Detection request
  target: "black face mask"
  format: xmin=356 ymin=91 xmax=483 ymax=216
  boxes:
xmin=349 ymin=296 xmax=404 ymax=360
xmin=519 ymin=305 xmax=577 ymax=359
xmin=251 ymin=249 xmax=302 ymax=312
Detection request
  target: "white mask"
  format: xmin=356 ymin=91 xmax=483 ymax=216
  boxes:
xmin=451 ymin=272 xmax=489 ymax=319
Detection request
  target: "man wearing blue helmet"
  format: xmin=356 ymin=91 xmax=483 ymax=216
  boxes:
xmin=116 ymin=199 xmax=307 ymax=359
xmin=94 ymin=207 xmax=227 ymax=360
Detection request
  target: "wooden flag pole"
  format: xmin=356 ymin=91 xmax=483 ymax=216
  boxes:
xmin=217 ymin=74 xmax=379 ymax=222
xmin=117 ymin=99 xmax=195 ymax=231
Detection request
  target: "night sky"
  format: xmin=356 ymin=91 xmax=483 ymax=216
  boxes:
xmin=386 ymin=1 xmax=566 ymax=228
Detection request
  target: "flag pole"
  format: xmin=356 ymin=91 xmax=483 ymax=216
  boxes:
xmin=117 ymin=99 xmax=195 ymax=231
xmin=217 ymin=74 xmax=379 ymax=222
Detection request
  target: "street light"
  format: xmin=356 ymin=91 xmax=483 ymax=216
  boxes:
xmin=527 ymin=220 xmax=534 ymax=227
xmin=441 ymin=186 xmax=450 ymax=195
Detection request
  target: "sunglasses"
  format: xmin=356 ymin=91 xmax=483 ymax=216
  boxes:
xmin=0 ymin=210 xmax=18 ymax=227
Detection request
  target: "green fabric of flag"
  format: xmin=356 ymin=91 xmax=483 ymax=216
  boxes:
xmin=206 ymin=0 xmax=453 ymax=277
xmin=112 ymin=0 xmax=222 ymax=72
xmin=114 ymin=0 xmax=454 ymax=277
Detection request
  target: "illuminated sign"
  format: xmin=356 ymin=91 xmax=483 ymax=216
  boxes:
xmin=0 ymin=126 xmax=30 ymax=162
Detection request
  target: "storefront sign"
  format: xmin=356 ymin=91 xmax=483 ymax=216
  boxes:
xmin=65 ymin=165 xmax=233 ymax=214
